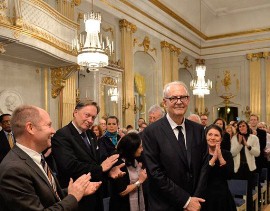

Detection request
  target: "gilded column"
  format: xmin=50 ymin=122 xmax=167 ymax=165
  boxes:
xmin=247 ymin=54 xmax=262 ymax=117
xmin=44 ymin=68 xmax=49 ymax=112
xmin=62 ymin=73 xmax=76 ymax=126
xmin=170 ymin=44 xmax=181 ymax=81
xmin=119 ymin=19 xmax=137 ymax=126
xmin=264 ymin=53 xmax=270 ymax=124
xmin=161 ymin=41 xmax=171 ymax=87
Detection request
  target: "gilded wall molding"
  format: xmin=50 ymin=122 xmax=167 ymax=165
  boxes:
xmin=119 ymin=19 xmax=137 ymax=33
xmin=101 ymin=76 xmax=117 ymax=86
xmin=51 ymin=65 xmax=79 ymax=98
xmin=160 ymin=40 xmax=170 ymax=49
xmin=169 ymin=44 xmax=181 ymax=55
xmin=22 ymin=22 xmax=75 ymax=54
xmin=246 ymin=52 xmax=264 ymax=61
xmin=160 ymin=41 xmax=181 ymax=55
xmin=27 ymin=0 xmax=79 ymax=29
xmin=136 ymin=36 xmax=157 ymax=55
xmin=179 ymin=56 xmax=192 ymax=69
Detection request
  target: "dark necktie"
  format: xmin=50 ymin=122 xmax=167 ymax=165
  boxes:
xmin=176 ymin=126 xmax=186 ymax=149
xmin=81 ymin=132 xmax=91 ymax=149
xmin=41 ymin=155 xmax=61 ymax=201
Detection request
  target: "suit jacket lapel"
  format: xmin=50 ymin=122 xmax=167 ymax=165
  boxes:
xmin=185 ymin=119 xmax=193 ymax=168
xmin=68 ymin=123 xmax=97 ymax=161
xmin=13 ymin=146 xmax=58 ymax=199
xmin=160 ymin=117 xmax=189 ymax=169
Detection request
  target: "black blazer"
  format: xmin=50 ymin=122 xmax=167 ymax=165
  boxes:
xmin=0 ymin=146 xmax=78 ymax=211
xmin=142 ymin=117 xmax=209 ymax=211
xmin=52 ymin=122 xmax=103 ymax=211
xmin=254 ymin=128 xmax=267 ymax=171
xmin=0 ymin=130 xmax=13 ymax=163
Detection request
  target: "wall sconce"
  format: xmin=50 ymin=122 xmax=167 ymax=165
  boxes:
xmin=122 ymin=101 xmax=130 ymax=111
xmin=76 ymin=89 xmax=80 ymax=103
xmin=242 ymin=106 xmax=251 ymax=119
xmin=194 ymin=107 xmax=210 ymax=116
xmin=134 ymin=97 xmax=143 ymax=114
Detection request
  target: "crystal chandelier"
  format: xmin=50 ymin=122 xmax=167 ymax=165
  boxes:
xmin=108 ymin=87 xmax=118 ymax=102
xmin=190 ymin=60 xmax=212 ymax=98
xmin=72 ymin=0 xmax=113 ymax=71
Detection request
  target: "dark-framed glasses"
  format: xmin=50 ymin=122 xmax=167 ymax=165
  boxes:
xmin=165 ymin=96 xmax=189 ymax=103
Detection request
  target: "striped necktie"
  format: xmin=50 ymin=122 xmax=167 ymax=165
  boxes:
xmin=7 ymin=133 xmax=14 ymax=148
xmin=41 ymin=155 xmax=61 ymax=201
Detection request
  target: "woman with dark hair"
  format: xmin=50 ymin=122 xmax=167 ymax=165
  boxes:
xmin=201 ymin=124 xmax=236 ymax=211
xmin=231 ymin=120 xmax=260 ymax=211
xmin=213 ymin=118 xmax=231 ymax=151
xmin=99 ymin=116 xmax=121 ymax=161
xmin=109 ymin=132 xmax=147 ymax=211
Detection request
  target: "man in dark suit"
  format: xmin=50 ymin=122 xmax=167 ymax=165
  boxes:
xmin=0 ymin=113 xmax=15 ymax=163
xmin=0 ymin=105 xmax=101 ymax=211
xmin=142 ymin=81 xmax=209 ymax=211
xmin=52 ymin=101 xmax=123 ymax=211
xmin=249 ymin=114 xmax=267 ymax=173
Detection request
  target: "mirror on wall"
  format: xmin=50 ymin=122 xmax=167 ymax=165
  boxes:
xmin=98 ymin=69 xmax=122 ymax=121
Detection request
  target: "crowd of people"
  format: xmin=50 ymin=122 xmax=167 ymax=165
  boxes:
xmin=0 ymin=80 xmax=270 ymax=211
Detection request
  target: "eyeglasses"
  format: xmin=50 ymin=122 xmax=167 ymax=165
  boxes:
xmin=164 ymin=96 xmax=189 ymax=103
xmin=1 ymin=120 xmax=10 ymax=124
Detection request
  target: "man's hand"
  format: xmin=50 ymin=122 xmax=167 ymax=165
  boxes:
xmin=84 ymin=181 xmax=102 ymax=196
xmin=109 ymin=163 xmax=126 ymax=179
xmin=68 ymin=173 xmax=91 ymax=202
xmin=185 ymin=197 xmax=205 ymax=211
xmin=101 ymin=154 xmax=119 ymax=172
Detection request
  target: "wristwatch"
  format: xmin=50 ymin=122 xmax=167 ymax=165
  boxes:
xmin=135 ymin=181 xmax=141 ymax=188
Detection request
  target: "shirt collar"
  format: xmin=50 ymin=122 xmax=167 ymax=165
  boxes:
xmin=166 ymin=113 xmax=186 ymax=131
xmin=72 ymin=121 xmax=83 ymax=134
xmin=16 ymin=142 xmax=42 ymax=164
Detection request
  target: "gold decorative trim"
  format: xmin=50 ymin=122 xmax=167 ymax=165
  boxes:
xmin=160 ymin=41 xmax=170 ymax=48
xmin=108 ymin=60 xmax=124 ymax=70
xmin=119 ymin=19 xmax=137 ymax=33
xmin=148 ymin=0 xmax=205 ymax=39
xmin=137 ymin=36 xmax=157 ymax=55
xmin=180 ymin=56 xmax=192 ymax=69
xmin=160 ymin=41 xmax=181 ymax=54
xmin=27 ymin=0 xmax=79 ymax=29
xmin=101 ymin=0 xmax=198 ymax=54
xmin=246 ymin=52 xmax=264 ymax=61
xmin=101 ymin=76 xmax=117 ymax=86
xmin=22 ymin=22 xmax=75 ymax=54
xmin=169 ymin=44 xmax=181 ymax=55
xmin=113 ymin=0 xmax=270 ymax=53
xmin=51 ymin=65 xmax=79 ymax=98
xmin=148 ymin=0 xmax=270 ymax=41
xmin=262 ymin=52 xmax=270 ymax=59
xmin=195 ymin=59 xmax=205 ymax=65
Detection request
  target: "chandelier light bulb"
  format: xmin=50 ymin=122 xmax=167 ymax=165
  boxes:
xmin=190 ymin=64 xmax=212 ymax=98
xmin=72 ymin=8 xmax=113 ymax=71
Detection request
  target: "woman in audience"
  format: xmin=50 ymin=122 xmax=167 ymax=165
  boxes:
xmin=109 ymin=132 xmax=147 ymax=211
xmin=231 ymin=120 xmax=260 ymax=211
xmin=91 ymin=124 xmax=103 ymax=140
xmin=226 ymin=124 xmax=236 ymax=140
xmin=213 ymin=118 xmax=231 ymax=151
xmin=201 ymin=124 xmax=236 ymax=211
xmin=99 ymin=116 xmax=121 ymax=161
